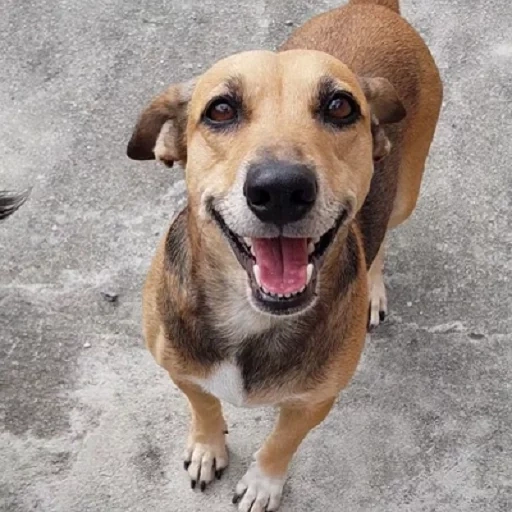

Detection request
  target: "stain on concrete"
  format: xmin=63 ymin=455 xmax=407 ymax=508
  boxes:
xmin=133 ymin=444 xmax=164 ymax=481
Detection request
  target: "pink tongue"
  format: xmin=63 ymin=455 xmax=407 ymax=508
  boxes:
xmin=252 ymin=237 xmax=308 ymax=295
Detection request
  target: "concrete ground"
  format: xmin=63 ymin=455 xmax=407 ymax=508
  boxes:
xmin=1 ymin=0 xmax=511 ymax=510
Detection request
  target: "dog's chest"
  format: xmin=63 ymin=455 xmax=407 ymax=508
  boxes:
xmin=190 ymin=361 xmax=250 ymax=407
xmin=182 ymin=299 xmax=329 ymax=406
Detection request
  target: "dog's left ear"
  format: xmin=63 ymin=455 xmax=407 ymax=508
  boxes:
xmin=359 ymin=77 xmax=406 ymax=162
xmin=359 ymin=77 xmax=406 ymax=125
xmin=126 ymin=80 xmax=195 ymax=167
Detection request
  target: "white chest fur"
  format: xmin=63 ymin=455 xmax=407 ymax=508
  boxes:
xmin=191 ymin=361 xmax=249 ymax=408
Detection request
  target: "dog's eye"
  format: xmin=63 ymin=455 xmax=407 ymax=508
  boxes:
xmin=327 ymin=96 xmax=352 ymax=118
xmin=322 ymin=93 xmax=359 ymax=126
xmin=204 ymin=98 xmax=238 ymax=125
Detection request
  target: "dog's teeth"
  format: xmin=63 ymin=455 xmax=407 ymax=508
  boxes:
xmin=284 ymin=293 xmax=291 ymax=298
xmin=308 ymin=242 xmax=315 ymax=254
xmin=253 ymin=264 xmax=262 ymax=287
xmin=313 ymin=237 xmax=321 ymax=245
xmin=306 ymin=263 xmax=314 ymax=285
xmin=244 ymin=237 xmax=252 ymax=247
xmin=262 ymin=286 xmax=269 ymax=294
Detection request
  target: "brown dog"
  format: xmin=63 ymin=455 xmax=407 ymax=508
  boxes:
xmin=127 ymin=0 xmax=442 ymax=509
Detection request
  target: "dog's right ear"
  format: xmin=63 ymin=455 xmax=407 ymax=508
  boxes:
xmin=126 ymin=80 xmax=195 ymax=167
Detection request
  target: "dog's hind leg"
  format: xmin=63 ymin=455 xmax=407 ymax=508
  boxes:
xmin=233 ymin=398 xmax=335 ymax=512
xmin=368 ymin=242 xmax=387 ymax=329
xmin=176 ymin=380 xmax=229 ymax=492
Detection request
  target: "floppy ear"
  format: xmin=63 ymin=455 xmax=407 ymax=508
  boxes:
xmin=359 ymin=77 xmax=406 ymax=125
xmin=359 ymin=77 xmax=406 ymax=162
xmin=126 ymin=80 xmax=195 ymax=167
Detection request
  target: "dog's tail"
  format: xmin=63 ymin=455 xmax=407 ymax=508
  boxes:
xmin=349 ymin=0 xmax=400 ymax=13
xmin=0 ymin=189 xmax=30 ymax=220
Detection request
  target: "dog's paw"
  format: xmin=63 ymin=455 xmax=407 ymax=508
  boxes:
xmin=368 ymin=270 xmax=388 ymax=330
xmin=232 ymin=460 xmax=286 ymax=512
xmin=184 ymin=437 xmax=228 ymax=491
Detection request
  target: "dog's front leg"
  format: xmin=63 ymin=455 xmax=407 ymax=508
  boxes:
xmin=175 ymin=379 xmax=229 ymax=491
xmin=233 ymin=398 xmax=335 ymax=512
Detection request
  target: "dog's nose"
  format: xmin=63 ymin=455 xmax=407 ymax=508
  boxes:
xmin=244 ymin=160 xmax=317 ymax=225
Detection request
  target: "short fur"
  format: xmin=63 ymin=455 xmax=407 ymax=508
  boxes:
xmin=128 ymin=0 xmax=442 ymax=509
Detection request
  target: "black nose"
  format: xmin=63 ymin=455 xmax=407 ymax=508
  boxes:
xmin=244 ymin=160 xmax=317 ymax=225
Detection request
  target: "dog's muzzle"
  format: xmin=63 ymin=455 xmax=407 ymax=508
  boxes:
xmin=209 ymin=202 xmax=349 ymax=317
xmin=207 ymin=158 xmax=350 ymax=316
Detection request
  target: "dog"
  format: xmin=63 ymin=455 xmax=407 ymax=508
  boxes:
xmin=0 ymin=190 xmax=29 ymax=220
xmin=126 ymin=0 xmax=442 ymax=509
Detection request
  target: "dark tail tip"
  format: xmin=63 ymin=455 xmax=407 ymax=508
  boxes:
xmin=0 ymin=189 xmax=30 ymax=220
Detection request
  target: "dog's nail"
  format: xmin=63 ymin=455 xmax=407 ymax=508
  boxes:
xmin=191 ymin=479 xmax=197 ymax=489
xmin=232 ymin=494 xmax=241 ymax=504
xmin=200 ymin=481 xmax=206 ymax=492
xmin=224 ymin=429 xmax=229 ymax=434
xmin=379 ymin=311 xmax=386 ymax=322
xmin=215 ymin=469 xmax=224 ymax=480
xmin=184 ymin=461 xmax=191 ymax=470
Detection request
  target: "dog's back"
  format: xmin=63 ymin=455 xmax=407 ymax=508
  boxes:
xmin=350 ymin=0 xmax=400 ymax=12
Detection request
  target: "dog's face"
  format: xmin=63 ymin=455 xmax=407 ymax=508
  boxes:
xmin=128 ymin=50 xmax=405 ymax=316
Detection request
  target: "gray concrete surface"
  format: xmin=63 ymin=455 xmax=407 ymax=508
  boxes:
xmin=0 ymin=0 xmax=511 ymax=510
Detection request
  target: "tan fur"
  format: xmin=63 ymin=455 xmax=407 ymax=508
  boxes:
xmin=351 ymin=0 xmax=400 ymax=12
xmin=258 ymin=398 xmax=336 ymax=477
xmin=128 ymin=0 xmax=442 ymax=507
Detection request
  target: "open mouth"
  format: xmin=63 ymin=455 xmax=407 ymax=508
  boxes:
xmin=209 ymin=207 xmax=348 ymax=315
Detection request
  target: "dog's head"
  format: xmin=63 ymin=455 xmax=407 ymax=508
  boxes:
xmin=128 ymin=50 xmax=405 ymax=316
